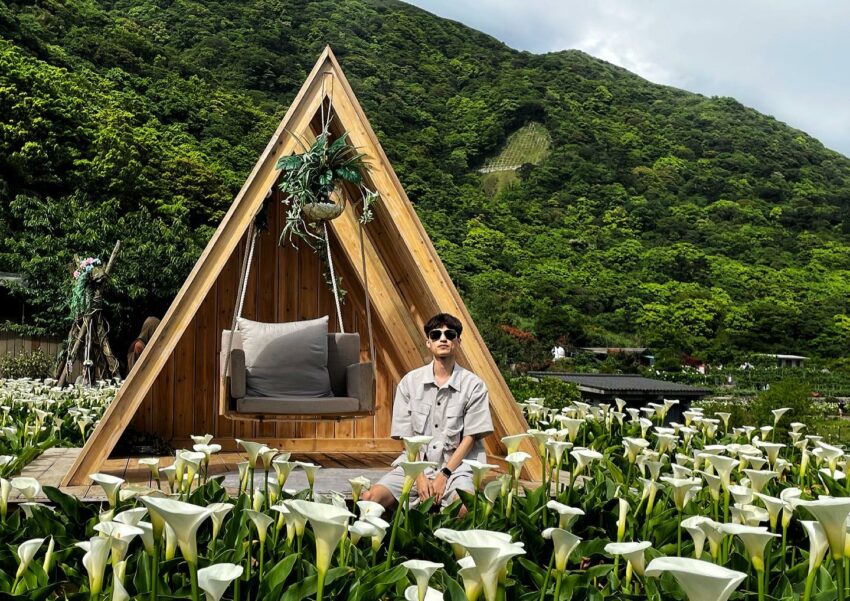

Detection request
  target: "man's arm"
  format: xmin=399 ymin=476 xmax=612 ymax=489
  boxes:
xmin=389 ymin=378 xmax=413 ymax=440
xmin=431 ymin=434 xmax=476 ymax=504
xmin=432 ymin=378 xmax=493 ymax=504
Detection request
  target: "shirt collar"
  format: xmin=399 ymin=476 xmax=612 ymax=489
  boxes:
xmin=423 ymin=361 xmax=462 ymax=391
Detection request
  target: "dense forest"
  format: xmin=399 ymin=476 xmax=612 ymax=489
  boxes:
xmin=1 ymin=0 xmax=849 ymax=367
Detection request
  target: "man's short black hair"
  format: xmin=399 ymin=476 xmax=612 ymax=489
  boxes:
xmin=423 ymin=313 xmax=463 ymax=337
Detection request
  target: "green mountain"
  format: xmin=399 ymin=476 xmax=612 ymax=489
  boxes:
xmin=1 ymin=0 xmax=849 ymax=365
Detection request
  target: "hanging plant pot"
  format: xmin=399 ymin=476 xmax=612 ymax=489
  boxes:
xmin=302 ymin=195 xmax=346 ymax=222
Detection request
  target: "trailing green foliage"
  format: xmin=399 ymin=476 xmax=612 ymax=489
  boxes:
xmin=1 ymin=0 xmax=849 ymax=363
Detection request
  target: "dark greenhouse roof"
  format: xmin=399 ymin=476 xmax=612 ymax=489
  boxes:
xmin=527 ymin=372 xmax=710 ymax=396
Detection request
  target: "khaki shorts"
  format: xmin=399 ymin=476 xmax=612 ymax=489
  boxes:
xmin=376 ymin=467 xmax=473 ymax=508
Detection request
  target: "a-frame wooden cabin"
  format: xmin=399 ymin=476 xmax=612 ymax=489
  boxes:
xmin=62 ymin=47 xmax=541 ymax=486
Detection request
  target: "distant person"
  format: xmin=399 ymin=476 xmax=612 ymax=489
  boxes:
xmin=551 ymin=345 xmax=566 ymax=360
xmin=127 ymin=317 xmax=160 ymax=372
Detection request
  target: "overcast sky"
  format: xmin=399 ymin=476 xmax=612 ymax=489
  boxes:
xmin=405 ymin=1 xmax=850 ymax=158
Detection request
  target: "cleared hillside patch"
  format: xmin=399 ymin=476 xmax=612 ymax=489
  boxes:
xmin=480 ymin=121 xmax=551 ymax=195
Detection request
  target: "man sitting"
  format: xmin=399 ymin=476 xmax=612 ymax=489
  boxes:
xmin=362 ymin=313 xmax=493 ymax=510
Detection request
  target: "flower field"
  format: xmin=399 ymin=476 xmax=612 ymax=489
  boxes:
xmin=0 ymin=378 xmax=115 ymax=478
xmin=0 ymin=382 xmax=849 ymax=600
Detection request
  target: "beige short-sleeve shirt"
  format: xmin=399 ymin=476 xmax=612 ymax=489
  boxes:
xmin=390 ymin=361 xmax=494 ymax=470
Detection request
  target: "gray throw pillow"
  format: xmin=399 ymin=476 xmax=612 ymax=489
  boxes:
xmin=236 ymin=316 xmax=333 ymax=398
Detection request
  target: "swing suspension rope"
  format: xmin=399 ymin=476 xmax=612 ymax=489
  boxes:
xmin=323 ymin=222 xmax=345 ymax=333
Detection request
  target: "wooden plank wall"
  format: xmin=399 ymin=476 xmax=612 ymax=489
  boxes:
xmin=0 ymin=334 xmax=62 ymax=361
xmin=131 ymin=189 xmax=403 ymax=453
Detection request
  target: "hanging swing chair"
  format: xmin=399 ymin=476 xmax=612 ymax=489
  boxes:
xmin=219 ymin=77 xmax=376 ymax=422
xmin=219 ymin=204 xmax=376 ymax=422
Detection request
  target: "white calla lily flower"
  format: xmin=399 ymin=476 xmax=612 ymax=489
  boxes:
xmin=190 ymin=434 xmax=214 ymax=446
xmin=295 ymin=462 xmax=321 ymax=490
xmin=0 ymin=477 xmax=11 ymax=519
xmin=272 ymin=458 xmax=294 ymax=488
xmin=287 ymin=499 xmax=354 ymax=598
xmin=605 ymin=540 xmax=651 ymax=576
xmin=11 ymin=476 xmax=42 ymax=500
xmin=15 ymin=537 xmax=45 ymax=579
xmin=645 ymin=557 xmax=746 ymax=601
xmin=207 ymin=502 xmax=234 ymax=542
xmin=462 ymin=459 xmax=498 ymax=490
xmin=349 ymin=476 xmax=371 ymax=503
xmin=545 ymin=501 xmax=584 ymax=530
xmin=623 ymin=437 xmax=650 ymax=463
xmin=719 ymin=523 xmax=779 ymax=572
xmin=705 ymin=455 xmax=738 ymax=491
xmin=403 ymin=436 xmax=434 ymax=461
xmin=457 ymin=555 xmax=483 ymax=601
xmin=660 ymin=477 xmax=702 ymax=511
xmin=76 ymin=536 xmax=111 ymax=596
xmin=139 ymin=496 xmax=212 ymax=566
xmin=402 ymin=559 xmax=444 ymax=601
xmin=680 ymin=516 xmax=711 ymax=558
xmin=349 ymin=520 xmax=380 ymax=545
xmin=796 ymin=496 xmax=850 ymax=559
xmin=435 ymin=528 xmax=525 ymax=601
xmin=235 ymin=439 xmax=266 ymax=468
xmin=501 ymin=433 xmax=531 ymax=455
xmin=113 ymin=508 xmax=148 ymax=527
xmin=245 ymin=509 xmax=274 ymax=546
xmin=543 ymin=527 xmax=581 ymax=572
xmin=356 ymin=500 xmax=386 ymax=519
xmin=801 ymin=520 xmax=829 ymax=575
xmin=198 ymin=563 xmax=243 ymax=601
xmin=404 ymin=585 xmax=444 ymax=601
xmin=570 ymin=448 xmax=603 ymax=476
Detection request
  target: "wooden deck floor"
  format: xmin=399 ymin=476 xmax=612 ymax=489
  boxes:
xmin=16 ymin=448 xmax=400 ymax=501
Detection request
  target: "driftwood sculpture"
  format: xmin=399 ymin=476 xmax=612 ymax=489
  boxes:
xmin=56 ymin=240 xmax=122 ymax=387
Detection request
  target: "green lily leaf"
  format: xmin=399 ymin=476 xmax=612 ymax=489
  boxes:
xmin=281 ymin=566 xmax=350 ymax=601
xmin=42 ymin=487 xmax=92 ymax=528
xmin=348 ymin=564 xmax=408 ymax=601
xmin=438 ymin=571 xmax=467 ymax=601
xmin=257 ymin=553 xmax=298 ymax=599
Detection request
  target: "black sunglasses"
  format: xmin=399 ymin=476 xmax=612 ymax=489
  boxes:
xmin=428 ymin=328 xmax=458 ymax=341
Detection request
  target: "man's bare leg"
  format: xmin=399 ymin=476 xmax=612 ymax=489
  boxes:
xmin=360 ymin=484 xmax=398 ymax=510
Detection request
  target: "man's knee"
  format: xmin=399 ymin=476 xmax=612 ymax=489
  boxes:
xmin=363 ymin=484 xmax=397 ymax=509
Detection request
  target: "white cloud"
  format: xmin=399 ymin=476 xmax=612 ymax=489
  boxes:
xmin=404 ymin=0 xmax=850 ymax=157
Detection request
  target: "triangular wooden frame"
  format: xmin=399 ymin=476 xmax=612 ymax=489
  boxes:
xmin=62 ymin=47 xmax=541 ymax=486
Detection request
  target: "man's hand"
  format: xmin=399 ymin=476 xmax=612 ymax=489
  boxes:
xmin=432 ymin=473 xmax=448 ymax=505
xmin=416 ymin=473 xmax=432 ymax=501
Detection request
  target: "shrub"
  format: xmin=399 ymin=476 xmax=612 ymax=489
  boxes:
xmin=749 ymin=377 xmax=820 ymax=427
xmin=508 ymin=376 xmax=581 ymax=412
xmin=696 ymin=378 xmax=829 ymax=435
xmin=0 ymin=350 xmax=53 ymax=379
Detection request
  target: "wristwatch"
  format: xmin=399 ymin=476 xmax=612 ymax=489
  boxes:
xmin=440 ymin=466 xmax=452 ymax=478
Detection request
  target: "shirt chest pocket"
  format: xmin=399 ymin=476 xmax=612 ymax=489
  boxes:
xmin=410 ymin=406 xmax=431 ymax=435
xmin=443 ymin=401 xmax=465 ymax=448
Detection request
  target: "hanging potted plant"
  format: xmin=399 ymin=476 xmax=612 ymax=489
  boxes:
xmin=275 ymin=127 xmax=378 ymax=250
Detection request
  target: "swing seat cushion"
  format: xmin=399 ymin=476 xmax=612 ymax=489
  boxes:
xmin=236 ymin=316 xmax=333 ymax=398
